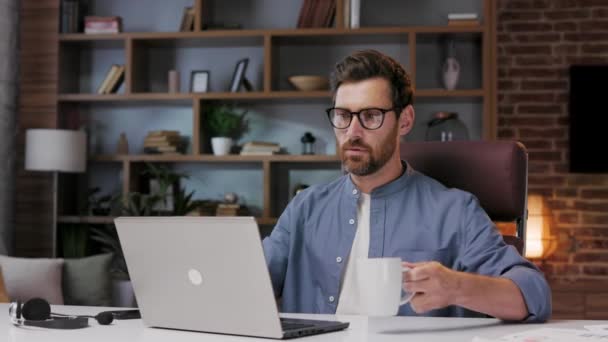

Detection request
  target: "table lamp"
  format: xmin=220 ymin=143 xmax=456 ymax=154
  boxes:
xmin=25 ymin=129 xmax=87 ymax=257
xmin=525 ymin=194 xmax=557 ymax=260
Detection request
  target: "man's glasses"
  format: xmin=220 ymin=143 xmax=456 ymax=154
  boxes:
xmin=326 ymin=107 xmax=400 ymax=130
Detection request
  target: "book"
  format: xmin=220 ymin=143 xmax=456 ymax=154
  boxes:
xmin=343 ymin=0 xmax=351 ymax=28
xmin=243 ymin=141 xmax=280 ymax=148
xmin=447 ymin=13 xmax=478 ymax=20
xmin=179 ymin=7 xmax=195 ymax=32
xmin=105 ymin=65 xmax=125 ymax=94
xmin=148 ymin=130 xmax=180 ymax=136
xmin=97 ymin=64 xmax=118 ymax=94
xmin=241 ymin=146 xmax=281 ymax=153
xmin=448 ymin=19 xmax=480 ymax=26
xmin=61 ymin=0 xmax=79 ymax=33
xmin=350 ymin=0 xmax=360 ymax=29
xmin=240 ymin=150 xmax=278 ymax=156
xmin=85 ymin=16 xmax=122 ymax=34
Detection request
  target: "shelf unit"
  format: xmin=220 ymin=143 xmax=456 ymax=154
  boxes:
xmin=56 ymin=0 xmax=496 ymax=232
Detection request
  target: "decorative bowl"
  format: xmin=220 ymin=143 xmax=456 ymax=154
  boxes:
xmin=288 ymin=75 xmax=330 ymax=91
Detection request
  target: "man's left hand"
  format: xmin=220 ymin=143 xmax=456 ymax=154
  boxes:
xmin=402 ymin=261 xmax=462 ymax=313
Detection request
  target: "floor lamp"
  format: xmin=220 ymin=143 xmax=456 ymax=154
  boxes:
xmin=25 ymin=129 xmax=87 ymax=257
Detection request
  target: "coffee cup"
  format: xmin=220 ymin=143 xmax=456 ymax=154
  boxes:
xmin=355 ymin=257 xmax=414 ymax=316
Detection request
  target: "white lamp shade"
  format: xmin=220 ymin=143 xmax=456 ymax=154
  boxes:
xmin=25 ymin=129 xmax=87 ymax=173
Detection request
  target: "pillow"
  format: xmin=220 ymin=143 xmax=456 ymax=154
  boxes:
xmin=0 ymin=255 xmax=64 ymax=304
xmin=62 ymin=253 xmax=113 ymax=306
xmin=0 ymin=266 xmax=9 ymax=303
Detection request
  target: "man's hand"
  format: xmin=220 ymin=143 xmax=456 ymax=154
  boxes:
xmin=401 ymin=261 xmax=529 ymax=320
xmin=402 ymin=261 xmax=461 ymax=313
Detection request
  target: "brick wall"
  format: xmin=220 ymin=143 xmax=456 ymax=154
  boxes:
xmin=497 ymin=0 xmax=608 ymax=282
xmin=0 ymin=0 xmax=18 ymax=255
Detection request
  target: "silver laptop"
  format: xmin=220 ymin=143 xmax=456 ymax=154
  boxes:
xmin=114 ymin=216 xmax=349 ymax=339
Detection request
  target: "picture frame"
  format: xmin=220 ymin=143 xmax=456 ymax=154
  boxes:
xmin=229 ymin=58 xmax=252 ymax=92
xmin=190 ymin=70 xmax=210 ymax=93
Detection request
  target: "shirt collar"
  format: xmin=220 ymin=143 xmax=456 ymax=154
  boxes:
xmin=344 ymin=160 xmax=414 ymax=199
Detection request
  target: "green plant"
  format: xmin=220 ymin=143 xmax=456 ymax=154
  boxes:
xmin=61 ymin=225 xmax=90 ymax=258
xmin=142 ymin=163 xmax=191 ymax=212
xmin=206 ymin=104 xmax=248 ymax=139
xmin=89 ymin=224 xmax=128 ymax=280
xmin=84 ymin=187 xmax=120 ymax=216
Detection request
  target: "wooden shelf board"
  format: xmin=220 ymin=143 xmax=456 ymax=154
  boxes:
xmin=58 ymin=215 xmax=277 ymax=225
xmin=58 ymin=91 xmax=332 ymax=102
xmin=59 ymin=90 xmax=483 ymax=102
xmin=91 ymin=154 xmax=341 ymax=163
xmin=58 ymin=216 xmax=114 ymax=224
xmin=58 ymin=93 xmax=193 ymax=102
xmin=58 ymin=26 xmax=484 ymax=43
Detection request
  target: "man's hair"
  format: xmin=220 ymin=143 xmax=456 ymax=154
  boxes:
xmin=330 ymin=49 xmax=414 ymax=111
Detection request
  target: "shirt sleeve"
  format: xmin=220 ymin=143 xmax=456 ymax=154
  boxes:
xmin=456 ymin=192 xmax=552 ymax=323
xmin=262 ymin=201 xmax=293 ymax=298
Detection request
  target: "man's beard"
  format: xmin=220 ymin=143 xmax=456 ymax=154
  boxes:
xmin=339 ymin=125 xmax=398 ymax=176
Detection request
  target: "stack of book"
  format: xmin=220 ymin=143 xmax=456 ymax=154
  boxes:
xmin=97 ymin=64 xmax=125 ymax=94
xmin=179 ymin=7 xmax=196 ymax=32
xmin=84 ymin=16 xmax=123 ymax=34
xmin=61 ymin=0 xmax=81 ymax=33
xmin=240 ymin=141 xmax=281 ymax=155
xmin=447 ymin=13 xmax=480 ymax=26
xmin=297 ymin=0 xmax=336 ymax=28
xmin=143 ymin=130 xmax=183 ymax=154
xmin=215 ymin=203 xmax=248 ymax=216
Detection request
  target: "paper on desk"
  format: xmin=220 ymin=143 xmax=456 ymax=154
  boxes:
xmin=472 ymin=328 xmax=608 ymax=342
xmin=584 ymin=324 xmax=608 ymax=332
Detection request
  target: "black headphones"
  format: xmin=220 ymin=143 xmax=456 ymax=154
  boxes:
xmin=8 ymin=298 xmax=114 ymax=329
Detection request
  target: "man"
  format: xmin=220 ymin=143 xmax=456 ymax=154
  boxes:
xmin=262 ymin=50 xmax=551 ymax=322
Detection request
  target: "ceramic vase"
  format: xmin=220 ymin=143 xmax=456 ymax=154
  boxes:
xmin=211 ymin=137 xmax=233 ymax=155
xmin=443 ymin=57 xmax=460 ymax=91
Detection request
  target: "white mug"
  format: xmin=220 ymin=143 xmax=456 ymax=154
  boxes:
xmin=355 ymin=257 xmax=414 ymax=316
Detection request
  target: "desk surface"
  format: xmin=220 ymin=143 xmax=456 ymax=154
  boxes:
xmin=2 ymin=304 xmax=606 ymax=342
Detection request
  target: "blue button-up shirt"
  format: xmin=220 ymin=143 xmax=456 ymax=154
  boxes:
xmin=262 ymin=162 xmax=552 ymax=322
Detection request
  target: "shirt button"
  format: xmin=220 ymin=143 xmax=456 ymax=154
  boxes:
xmin=349 ymin=219 xmax=355 ymax=225
xmin=329 ymin=296 xmax=335 ymax=303
xmin=352 ymin=189 xmax=358 ymax=195
xmin=336 ymin=257 xmax=342 ymax=263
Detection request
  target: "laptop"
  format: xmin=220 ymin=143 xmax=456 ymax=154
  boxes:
xmin=114 ymin=216 xmax=349 ymax=339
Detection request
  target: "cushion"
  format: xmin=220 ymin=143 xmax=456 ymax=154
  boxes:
xmin=62 ymin=253 xmax=113 ymax=306
xmin=0 ymin=255 xmax=64 ymax=304
xmin=0 ymin=266 xmax=9 ymax=303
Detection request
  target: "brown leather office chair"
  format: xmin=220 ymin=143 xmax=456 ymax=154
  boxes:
xmin=400 ymin=141 xmax=528 ymax=255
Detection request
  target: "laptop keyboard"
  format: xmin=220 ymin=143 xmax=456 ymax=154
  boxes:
xmin=280 ymin=318 xmax=315 ymax=331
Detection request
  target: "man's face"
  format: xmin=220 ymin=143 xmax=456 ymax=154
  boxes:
xmin=333 ymin=77 xmax=403 ymax=176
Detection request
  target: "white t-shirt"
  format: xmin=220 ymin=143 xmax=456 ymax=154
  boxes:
xmin=336 ymin=192 xmax=371 ymax=314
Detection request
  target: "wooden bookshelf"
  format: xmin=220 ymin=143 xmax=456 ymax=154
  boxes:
xmin=54 ymin=0 xmax=496 ymax=239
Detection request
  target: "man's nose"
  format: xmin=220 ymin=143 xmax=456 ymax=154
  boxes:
xmin=346 ymin=114 xmax=365 ymax=137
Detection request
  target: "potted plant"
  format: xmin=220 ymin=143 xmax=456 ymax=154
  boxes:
xmin=88 ymin=181 xmax=199 ymax=307
xmin=142 ymin=163 xmax=189 ymax=212
xmin=206 ymin=104 xmax=248 ymax=155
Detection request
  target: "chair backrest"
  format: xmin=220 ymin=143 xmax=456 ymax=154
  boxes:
xmin=400 ymin=140 xmax=528 ymax=255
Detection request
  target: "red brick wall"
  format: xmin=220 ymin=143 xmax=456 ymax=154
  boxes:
xmin=497 ymin=0 xmax=608 ymax=281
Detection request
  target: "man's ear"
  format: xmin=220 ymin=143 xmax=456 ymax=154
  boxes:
xmin=399 ymin=105 xmax=415 ymax=136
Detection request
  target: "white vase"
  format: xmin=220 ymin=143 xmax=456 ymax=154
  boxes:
xmin=211 ymin=137 xmax=233 ymax=155
xmin=442 ymin=57 xmax=460 ymax=91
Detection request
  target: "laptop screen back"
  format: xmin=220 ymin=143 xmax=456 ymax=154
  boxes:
xmin=115 ymin=216 xmax=283 ymax=338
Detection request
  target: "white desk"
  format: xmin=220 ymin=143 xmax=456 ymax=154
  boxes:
xmin=2 ymin=303 xmax=606 ymax=342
